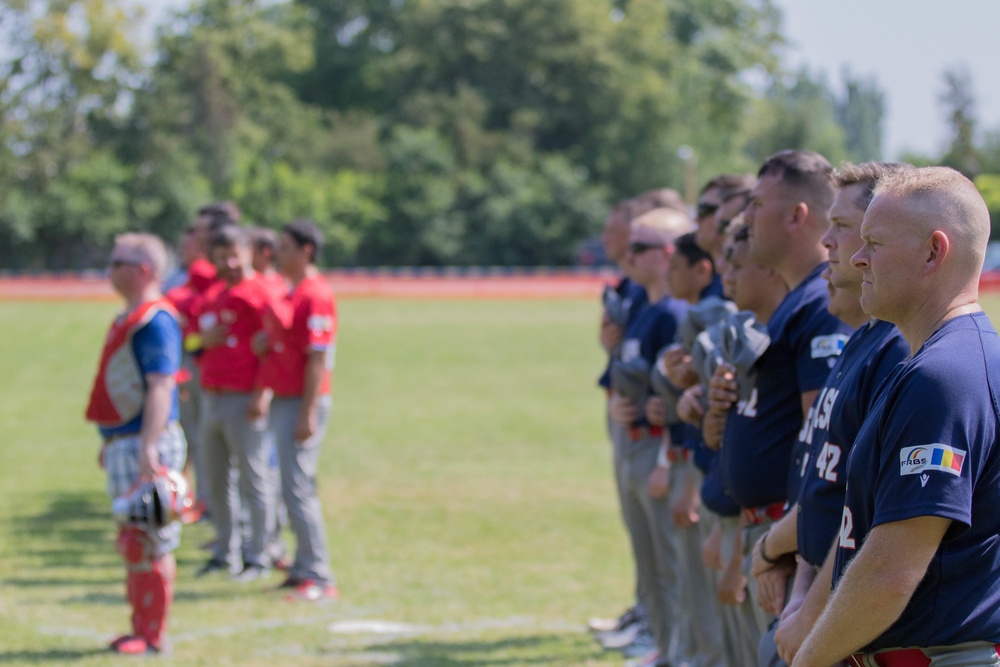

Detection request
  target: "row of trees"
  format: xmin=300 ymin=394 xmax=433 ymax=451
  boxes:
xmin=0 ymin=0 xmax=938 ymax=269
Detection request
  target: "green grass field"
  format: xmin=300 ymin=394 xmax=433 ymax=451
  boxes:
xmin=0 ymin=298 xmax=634 ymax=666
xmin=3 ymin=295 xmax=1000 ymax=666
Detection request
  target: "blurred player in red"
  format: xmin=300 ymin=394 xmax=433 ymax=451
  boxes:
xmin=164 ymin=204 xmax=240 ymax=519
xmin=196 ymin=225 xmax=277 ymax=581
xmin=249 ymin=226 xmax=288 ymax=299
xmin=86 ymin=233 xmax=186 ymax=654
xmin=257 ymin=219 xmax=339 ymax=601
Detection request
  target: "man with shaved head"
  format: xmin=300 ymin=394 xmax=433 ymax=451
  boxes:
xmin=794 ymin=167 xmax=1000 ymax=667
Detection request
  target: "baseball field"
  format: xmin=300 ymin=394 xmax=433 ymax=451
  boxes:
xmin=3 ymin=294 xmax=999 ymax=666
xmin=0 ymin=296 xmax=630 ymax=666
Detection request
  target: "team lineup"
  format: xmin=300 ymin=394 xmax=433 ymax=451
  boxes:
xmin=86 ymin=213 xmax=338 ymax=655
xmin=81 ymin=152 xmax=1000 ymax=665
xmin=591 ymin=153 xmax=1000 ymax=667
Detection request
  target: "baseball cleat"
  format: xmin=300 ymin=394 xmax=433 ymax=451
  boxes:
xmin=232 ymin=564 xmax=270 ymax=583
xmin=620 ymin=627 xmax=657 ymax=658
xmin=590 ymin=605 xmax=640 ymax=633
xmin=195 ymin=558 xmax=233 ymax=577
xmin=108 ymin=634 xmax=169 ymax=655
xmin=283 ymin=580 xmax=339 ymax=602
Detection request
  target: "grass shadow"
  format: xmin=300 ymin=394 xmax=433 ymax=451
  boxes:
xmin=340 ymin=632 xmax=601 ymax=666
xmin=10 ymin=492 xmax=112 ymax=568
xmin=0 ymin=648 xmax=108 ymax=663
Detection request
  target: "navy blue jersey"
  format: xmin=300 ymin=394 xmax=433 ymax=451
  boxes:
xmin=619 ymin=295 xmax=687 ymax=427
xmin=719 ymin=264 xmax=853 ymax=509
xmin=99 ymin=310 xmax=182 ymax=439
xmin=691 ymin=274 xmax=737 ymax=515
xmin=700 ymin=273 xmax=724 ymax=300
xmin=684 ymin=425 xmax=715 ymax=473
xmin=599 ymin=277 xmax=649 ymax=389
xmin=834 ymin=313 xmax=1000 ymax=650
xmin=701 ymin=454 xmax=741 ymax=517
xmin=793 ymin=320 xmax=908 ymax=566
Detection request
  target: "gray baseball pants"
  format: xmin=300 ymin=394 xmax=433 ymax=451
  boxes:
xmin=199 ymin=390 xmax=276 ymax=568
xmin=672 ymin=463 xmax=726 ymax=667
xmin=609 ymin=412 xmax=649 ymax=614
xmin=619 ymin=432 xmax=683 ymax=663
xmin=178 ymin=352 xmax=209 ymax=506
xmin=270 ymin=394 xmax=334 ymax=585
xmin=718 ymin=514 xmax=768 ymax=666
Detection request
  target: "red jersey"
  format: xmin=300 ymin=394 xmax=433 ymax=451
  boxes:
xmin=259 ymin=274 xmax=337 ymax=397
xmin=165 ymin=284 xmax=203 ymax=339
xmin=188 ymin=257 xmax=217 ymax=293
xmin=257 ymin=269 xmax=288 ymax=301
xmin=198 ymin=274 xmax=272 ymax=392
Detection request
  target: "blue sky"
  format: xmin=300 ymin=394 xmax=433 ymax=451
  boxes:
xmin=776 ymin=0 xmax=1000 ymax=159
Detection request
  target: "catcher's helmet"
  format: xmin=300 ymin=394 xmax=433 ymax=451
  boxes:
xmin=111 ymin=470 xmax=191 ymax=528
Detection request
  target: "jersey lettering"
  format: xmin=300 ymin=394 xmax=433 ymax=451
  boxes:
xmin=838 ymin=506 xmax=856 ymax=550
xmin=736 ymin=388 xmax=758 ymax=418
xmin=621 ymin=339 xmax=640 ymax=363
xmin=815 ymin=442 xmax=842 ymax=482
xmin=815 ymin=388 xmax=838 ymax=431
xmin=798 ymin=405 xmax=815 ymax=442
xmin=799 ymin=387 xmax=839 ymax=443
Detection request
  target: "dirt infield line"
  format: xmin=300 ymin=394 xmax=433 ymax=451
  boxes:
xmin=0 ymin=273 xmax=619 ymax=300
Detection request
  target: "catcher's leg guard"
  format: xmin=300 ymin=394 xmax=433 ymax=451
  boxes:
xmin=126 ymin=555 xmax=174 ymax=650
xmin=117 ymin=526 xmax=175 ymax=651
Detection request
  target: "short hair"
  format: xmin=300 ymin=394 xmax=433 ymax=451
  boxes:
xmin=674 ymin=232 xmax=715 ymax=270
xmin=606 ymin=199 xmax=633 ymax=225
xmin=631 ymin=207 xmax=693 ymax=245
xmin=198 ymin=202 xmax=240 ymax=232
xmin=282 ymin=219 xmax=324 ymax=263
xmin=248 ymin=226 xmax=278 ymax=254
xmin=632 ymin=188 xmax=687 ymax=213
xmin=758 ymin=150 xmax=836 ymax=210
xmin=208 ymin=224 xmax=249 ymax=250
xmin=833 ymin=162 xmax=913 ymax=210
xmin=198 ymin=201 xmax=241 ymax=224
xmin=701 ymin=174 xmax=755 ymax=200
xmin=114 ymin=233 xmax=168 ymax=279
xmin=874 ymin=166 xmax=990 ymax=262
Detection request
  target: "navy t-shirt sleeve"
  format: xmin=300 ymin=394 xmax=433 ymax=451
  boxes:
xmin=790 ymin=301 xmax=852 ymax=393
xmin=871 ymin=370 xmax=975 ymax=532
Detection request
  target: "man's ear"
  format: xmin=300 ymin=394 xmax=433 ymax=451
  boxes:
xmin=787 ymin=201 xmax=809 ymax=231
xmin=923 ymin=230 xmax=950 ymax=276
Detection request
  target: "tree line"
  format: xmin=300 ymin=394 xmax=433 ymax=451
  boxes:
xmin=0 ymin=0 xmax=986 ymax=270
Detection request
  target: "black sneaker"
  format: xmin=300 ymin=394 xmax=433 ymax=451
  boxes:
xmin=196 ymin=558 xmax=233 ymax=577
xmin=276 ymin=575 xmax=306 ymax=590
xmin=232 ymin=563 xmax=270 ymax=583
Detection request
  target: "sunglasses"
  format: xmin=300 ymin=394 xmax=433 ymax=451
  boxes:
xmin=628 ymin=241 xmax=664 ymax=255
xmin=696 ymin=202 xmax=720 ymax=219
xmin=108 ymin=259 xmax=141 ymax=269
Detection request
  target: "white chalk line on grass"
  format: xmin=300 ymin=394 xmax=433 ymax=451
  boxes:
xmin=38 ymin=615 xmax=584 ymax=645
xmin=329 ymin=616 xmax=582 ymax=637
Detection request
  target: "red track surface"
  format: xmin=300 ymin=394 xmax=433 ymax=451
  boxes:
xmin=4 ymin=270 xmax=1000 ymax=300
